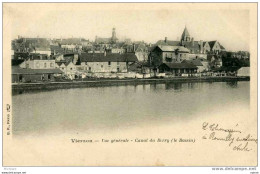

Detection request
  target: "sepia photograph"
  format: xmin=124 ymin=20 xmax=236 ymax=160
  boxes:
xmin=2 ymin=2 xmax=257 ymax=168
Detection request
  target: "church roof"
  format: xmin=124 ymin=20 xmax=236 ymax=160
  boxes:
xmin=181 ymin=26 xmax=190 ymax=40
xmin=156 ymin=45 xmax=190 ymax=53
xmin=181 ymin=41 xmax=201 ymax=54
xmin=155 ymin=40 xmax=180 ymax=46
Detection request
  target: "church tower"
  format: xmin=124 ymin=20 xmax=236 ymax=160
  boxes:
xmin=111 ymin=28 xmax=117 ymax=43
xmin=181 ymin=26 xmax=191 ymax=42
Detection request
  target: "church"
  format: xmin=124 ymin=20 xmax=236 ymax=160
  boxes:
xmin=95 ymin=28 xmax=118 ymax=44
xmin=155 ymin=26 xmax=226 ymax=59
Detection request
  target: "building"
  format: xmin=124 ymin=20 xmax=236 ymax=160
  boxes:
xmin=50 ymin=45 xmax=64 ymax=55
xmin=149 ymin=45 xmax=190 ymax=66
xmin=19 ymin=54 xmax=55 ymax=69
xmin=155 ymin=26 xmax=225 ymax=58
xmin=109 ymin=48 xmax=125 ymax=54
xmin=95 ymin=28 xmax=118 ymax=44
xmin=12 ymin=66 xmax=63 ymax=83
xmin=53 ymin=54 xmax=64 ymax=62
xmin=158 ymin=62 xmax=198 ymax=76
xmin=207 ymin=55 xmax=223 ymax=68
xmin=80 ymin=52 xmax=138 ymax=73
xmin=33 ymin=47 xmax=51 ymax=56
xmin=206 ymin=41 xmax=225 ymax=54
xmin=134 ymin=43 xmax=149 ymax=62
xmin=63 ymin=53 xmax=79 ymax=65
xmin=13 ymin=52 xmax=63 ymax=83
xmin=237 ymin=67 xmax=250 ymax=77
xmin=12 ymin=37 xmax=51 ymax=53
xmin=128 ymin=62 xmax=151 ymax=74
xmin=196 ymin=58 xmax=210 ymax=72
xmin=181 ymin=59 xmax=205 ymax=72
xmin=64 ymin=61 xmax=77 ymax=76
xmin=55 ymin=62 xmax=66 ymax=72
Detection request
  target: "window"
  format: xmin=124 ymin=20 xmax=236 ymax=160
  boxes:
xmin=166 ymin=57 xmax=172 ymax=62
xmin=85 ymin=62 xmax=87 ymax=65
xmin=70 ymin=68 xmax=73 ymax=70
xmin=44 ymin=63 xmax=47 ymax=68
xmin=117 ymin=62 xmax=119 ymax=65
xmin=108 ymin=61 xmax=111 ymax=66
xmin=36 ymin=62 xmax=40 ymax=68
xmin=26 ymin=62 xmax=29 ymax=68
xmin=89 ymin=67 xmax=91 ymax=71
xmin=101 ymin=65 xmax=103 ymax=68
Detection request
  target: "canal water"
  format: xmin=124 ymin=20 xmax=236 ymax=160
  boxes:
xmin=12 ymin=81 xmax=250 ymax=136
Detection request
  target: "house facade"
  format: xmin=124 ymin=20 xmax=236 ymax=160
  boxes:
xmin=158 ymin=62 xmax=198 ymax=76
xmin=12 ymin=66 xmax=62 ymax=83
xmin=20 ymin=57 xmax=55 ymax=69
xmin=182 ymin=59 xmax=205 ymax=72
xmin=13 ymin=52 xmax=64 ymax=83
xmin=149 ymin=45 xmax=190 ymax=66
xmin=207 ymin=41 xmax=225 ymax=54
xmin=80 ymin=53 xmax=138 ymax=73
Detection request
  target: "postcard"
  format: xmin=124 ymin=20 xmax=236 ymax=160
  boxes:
xmin=2 ymin=3 xmax=257 ymax=166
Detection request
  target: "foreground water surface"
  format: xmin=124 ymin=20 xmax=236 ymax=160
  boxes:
xmin=12 ymin=81 xmax=250 ymax=136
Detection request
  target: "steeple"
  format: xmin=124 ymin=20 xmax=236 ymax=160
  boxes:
xmin=181 ymin=26 xmax=191 ymax=42
xmin=111 ymin=27 xmax=117 ymax=43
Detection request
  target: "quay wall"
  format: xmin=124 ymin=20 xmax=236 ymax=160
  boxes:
xmin=12 ymin=77 xmax=250 ymax=95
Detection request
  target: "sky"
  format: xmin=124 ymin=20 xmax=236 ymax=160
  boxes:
xmin=8 ymin=4 xmax=250 ymax=51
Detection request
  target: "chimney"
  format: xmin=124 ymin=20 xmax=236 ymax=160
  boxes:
xmin=133 ymin=44 xmax=136 ymax=52
xmin=165 ymin=37 xmax=167 ymax=43
xmin=191 ymin=38 xmax=194 ymax=46
xmin=200 ymin=40 xmax=203 ymax=53
xmin=104 ymin=50 xmax=106 ymax=57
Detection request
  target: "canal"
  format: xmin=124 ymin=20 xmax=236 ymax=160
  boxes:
xmin=12 ymin=81 xmax=250 ymax=136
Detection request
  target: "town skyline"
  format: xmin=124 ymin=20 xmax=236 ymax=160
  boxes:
xmin=10 ymin=7 xmax=249 ymax=52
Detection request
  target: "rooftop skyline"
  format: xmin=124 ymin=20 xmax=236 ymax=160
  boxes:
xmin=8 ymin=3 xmax=250 ymax=52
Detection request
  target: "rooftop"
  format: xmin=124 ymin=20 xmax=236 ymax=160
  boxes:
xmin=182 ymin=59 xmax=203 ymax=66
xmin=80 ymin=53 xmax=138 ymax=62
xmin=157 ymin=45 xmax=190 ymax=53
xmin=12 ymin=66 xmax=63 ymax=74
xmin=161 ymin=62 xmax=198 ymax=69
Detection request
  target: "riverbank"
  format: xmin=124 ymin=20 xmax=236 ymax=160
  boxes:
xmin=12 ymin=76 xmax=250 ymax=94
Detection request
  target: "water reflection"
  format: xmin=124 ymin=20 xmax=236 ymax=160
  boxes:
xmin=226 ymin=81 xmax=238 ymax=88
xmin=165 ymin=83 xmax=182 ymax=90
xmin=12 ymin=81 xmax=249 ymax=136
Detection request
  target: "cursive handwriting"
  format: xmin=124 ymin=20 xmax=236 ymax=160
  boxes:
xmin=202 ymin=122 xmax=241 ymax=133
xmin=209 ymin=132 xmax=235 ymax=146
xmin=233 ymin=142 xmax=251 ymax=152
xmin=202 ymin=122 xmax=257 ymax=152
xmin=236 ymin=134 xmax=258 ymax=144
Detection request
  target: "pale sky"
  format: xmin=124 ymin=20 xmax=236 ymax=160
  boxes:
xmin=8 ymin=4 xmax=250 ymax=51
